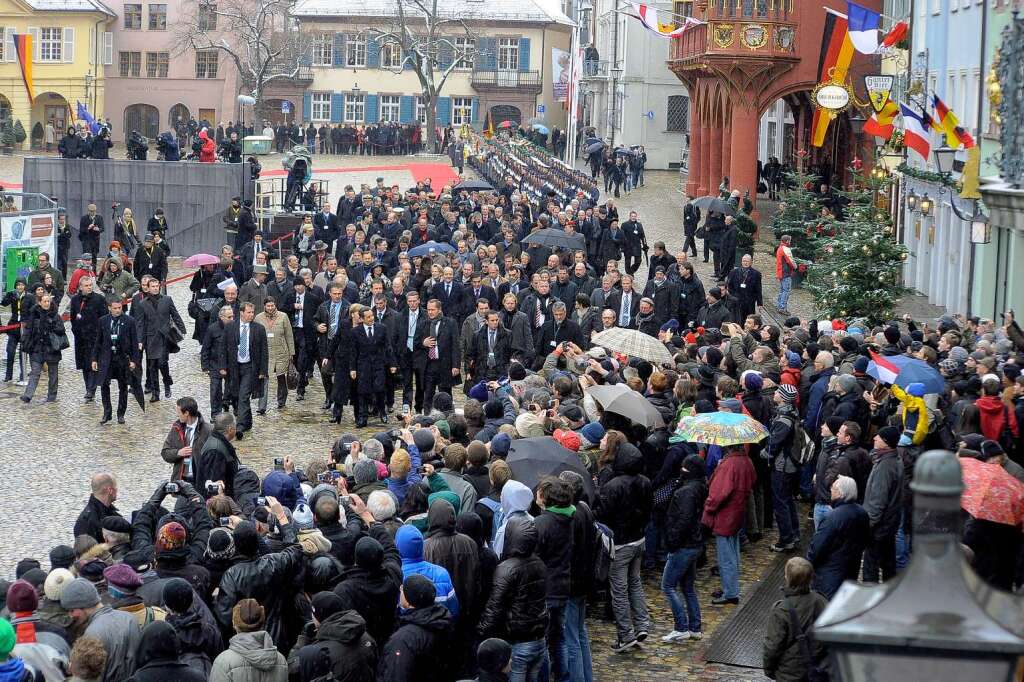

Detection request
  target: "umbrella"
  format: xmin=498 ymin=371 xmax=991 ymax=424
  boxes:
xmin=520 ymin=228 xmax=586 ymax=251
xmin=532 ymin=123 xmax=550 ymax=135
xmin=585 ymin=142 xmax=605 ymax=155
xmin=960 ymin=456 xmax=1024 ymax=526
xmin=867 ymin=351 xmax=945 ymax=395
xmin=453 ymin=178 xmax=495 ymax=192
xmin=675 ymin=412 xmax=769 ymax=446
xmin=407 ymin=240 xmax=457 ymax=257
xmin=691 ymin=196 xmax=736 ymax=215
xmin=590 ymin=327 xmax=674 ymax=366
xmin=183 ymin=253 xmax=219 ymax=268
xmin=498 ymin=120 xmax=515 ymax=129
xmin=586 ymin=384 xmax=665 ymax=429
xmin=584 ymin=137 xmax=603 ymax=147
xmin=129 ymin=364 xmax=147 ymax=411
xmin=507 ymin=437 xmax=595 ymax=501
xmin=614 ymin=147 xmax=635 ymax=156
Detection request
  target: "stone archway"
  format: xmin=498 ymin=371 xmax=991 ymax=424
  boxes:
xmin=169 ymin=103 xmax=191 ymax=128
xmin=490 ymin=105 xmax=522 ymax=126
xmin=32 ymin=92 xmax=69 ymax=138
xmin=124 ymin=103 xmax=160 ymax=139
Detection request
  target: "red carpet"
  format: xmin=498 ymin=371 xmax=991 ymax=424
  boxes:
xmin=262 ymin=162 xmax=459 ymax=187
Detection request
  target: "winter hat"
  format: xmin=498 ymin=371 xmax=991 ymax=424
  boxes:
xmin=60 ymin=578 xmax=100 ymax=610
xmin=353 ymin=459 xmax=379 ymax=486
xmin=719 ymin=398 xmax=742 ymax=412
xmin=906 ymin=382 xmax=927 ymax=397
xmin=579 ymin=422 xmax=605 ymax=446
xmin=697 ymin=364 xmax=717 ymax=386
xmin=232 ymin=521 xmax=260 ymax=558
xmin=162 ymin=578 xmax=194 ymax=615
xmin=0 ymin=619 xmax=13 ymax=658
xmin=432 ymin=392 xmax=454 ymax=414
xmin=877 ymin=425 xmax=902 ymax=449
xmin=77 ymin=559 xmax=107 ymax=583
xmin=553 ymin=428 xmax=581 ymax=452
xmin=48 ymin=545 xmax=75 ymax=570
xmin=939 ymin=358 xmax=959 ymax=374
xmin=786 ymin=351 xmax=802 ymax=369
xmin=508 ymin=363 xmax=528 ymax=381
xmin=854 ymin=356 xmax=870 ymax=373
xmin=101 ymin=516 xmax=131 ymax=534
xmin=262 ymin=470 xmax=300 ymax=510
xmin=776 ymin=384 xmax=799 ymax=403
xmin=960 ymin=433 xmax=986 ymax=452
xmin=825 ymin=416 xmax=845 ymax=437
xmin=428 ymin=491 xmax=461 ymax=515
xmin=311 ymin=591 xmax=347 ymax=622
xmin=704 ymin=347 xmax=724 ymax=369
xmin=103 ymin=563 xmax=142 ymax=592
xmin=468 ymin=381 xmax=490 ymax=403
xmin=883 ymin=326 xmax=901 ymax=345
xmin=413 ymin=428 xmax=435 ymax=454
xmin=435 ymin=420 xmax=451 ymax=440
xmin=743 ymin=372 xmax=764 ymax=392
xmin=156 ymin=522 xmax=187 ymax=554
xmin=232 ymin=599 xmax=266 ymax=633
xmin=206 ymin=527 xmax=236 ymax=560
xmin=949 ymin=346 xmax=969 ymax=363
xmin=980 ymin=440 xmax=1005 ymax=461
xmin=1003 ymin=364 xmax=1022 ymax=381
xmin=402 ymin=574 xmax=436 ymax=609
xmin=16 ymin=559 xmax=40 ymax=579
xmin=490 ymin=432 xmax=512 ymax=458
xmin=292 ymin=503 xmax=315 ymax=531
xmin=660 ymin=319 xmax=680 ymax=333
xmin=837 ymin=374 xmax=859 ymax=394
xmin=6 ymin=579 xmax=38 ymax=613
xmin=478 ymin=638 xmax=513 ymax=674
xmin=355 ymin=536 xmax=384 ymax=570
xmin=44 ymin=568 xmax=74 ymax=602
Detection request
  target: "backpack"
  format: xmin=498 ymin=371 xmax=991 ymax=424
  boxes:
xmin=592 ymin=521 xmax=616 ymax=584
xmin=308 ymin=644 xmax=337 ymax=682
xmin=784 ymin=599 xmax=830 ymax=682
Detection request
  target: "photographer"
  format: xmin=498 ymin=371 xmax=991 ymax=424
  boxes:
xmin=91 ymin=127 xmax=112 ymax=159
xmin=126 ymin=130 xmax=148 ymax=160
xmin=156 ymin=131 xmax=180 ymax=161
xmin=218 ymin=131 xmax=243 ymax=164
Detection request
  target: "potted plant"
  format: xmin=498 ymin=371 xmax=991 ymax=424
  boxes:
xmin=0 ymin=118 xmax=14 ymax=155
xmin=31 ymin=121 xmax=43 ymax=150
xmin=13 ymin=120 xmax=27 ymax=149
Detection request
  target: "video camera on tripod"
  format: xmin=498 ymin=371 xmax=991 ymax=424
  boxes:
xmin=125 ymin=131 xmax=149 ymax=160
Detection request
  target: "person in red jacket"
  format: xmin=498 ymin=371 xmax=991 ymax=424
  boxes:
xmin=976 ymin=377 xmax=1019 ymax=443
xmin=702 ymin=443 xmax=756 ymax=604
xmin=67 ymin=255 xmax=96 ymax=296
xmin=780 ymin=351 xmax=802 ymax=407
xmin=198 ymin=129 xmax=216 ymax=163
xmin=774 ymin=235 xmax=797 ymax=315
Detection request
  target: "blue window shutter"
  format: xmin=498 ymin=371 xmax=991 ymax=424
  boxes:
xmin=518 ymin=37 xmax=530 ymax=71
xmin=438 ymin=42 xmax=453 ymax=69
xmin=333 ymin=33 xmax=345 ymax=67
xmin=399 ymin=95 xmax=415 ymax=124
xmin=365 ymin=94 xmax=379 ymax=123
xmin=366 ymin=38 xmax=380 ymax=68
xmin=471 ymin=97 xmax=479 ymax=126
xmin=436 ymin=97 xmax=451 ymax=125
xmin=303 ymin=93 xmax=312 ymax=120
xmin=330 ymin=93 xmax=344 ymax=123
xmin=479 ymin=38 xmax=496 ymax=71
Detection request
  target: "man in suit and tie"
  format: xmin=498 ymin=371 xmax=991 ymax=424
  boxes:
xmin=416 ymin=298 xmax=459 ymax=409
xmin=349 ymin=307 xmax=396 ymax=427
xmin=463 ymin=272 xmax=498 ymax=314
xmin=371 ymin=293 xmax=399 ymax=413
xmin=225 ymin=301 xmax=268 ymax=439
xmin=313 ymin=201 xmax=340 ymax=253
xmin=605 ymin=274 xmax=641 ymax=329
xmin=91 ymin=297 xmax=142 ymax=425
xmin=469 ymin=310 xmax=513 ymax=382
xmin=533 ymin=301 xmax=585 ymax=368
xmin=431 ymin=266 xmax=464 ymax=321
xmin=313 ymin=282 xmax=350 ymax=410
xmin=394 ymin=290 xmax=427 ymax=413
xmin=238 ymin=231 xmax=269 ymax=281
xmin=282 ymin=277 xmax=321 ymax=400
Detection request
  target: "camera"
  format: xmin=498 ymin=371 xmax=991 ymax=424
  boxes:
xmin=273 ymin=457 xmax=284 ymax=470
xmin=317 ymin=472 xmax=332 ymax=484
xmin=111 ymin=202 xmax=119 ymax=209
xmin=418 ymin=465 xmax=429 ymax=474
xmin=340 ymin=495 xmax=351 ymax=505
xmin=165 ymin=482 xmax=179 ymax=495
xmin=257 ymin=496 xmax=267 ymax=506
xmin=206 ymin=483 xmax=219 ymax=496
xmin=219 ymin=517 xmax=231 ymax=527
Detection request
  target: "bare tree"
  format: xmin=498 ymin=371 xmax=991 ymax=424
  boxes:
xmin=173 ymin=0 xmax=311 ymax=119
xmin=369 ymin=0 xmax=480 ymax=153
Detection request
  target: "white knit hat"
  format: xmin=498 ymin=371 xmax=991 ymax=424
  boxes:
xmin=43 ymin=568 xmax=74 ymax=602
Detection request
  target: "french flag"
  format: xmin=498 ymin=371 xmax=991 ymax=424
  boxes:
xmin=869 ymin=350 xmax=900 ymax=385
xmin=899 ymin=103 xmax=932 ymax=161
xmin=847 ymin=1 xmax=881 ymax=54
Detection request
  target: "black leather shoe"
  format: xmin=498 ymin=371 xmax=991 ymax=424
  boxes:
xmin=296 ymin=393 xmax=305 ymax=401
xmin=711 ymin=596 xmax=739 ymax=605
xmin=100 ymin=413 xmax=112 ymax=425
xmin=19 ymin=396 xmax=30 ymax=403
xmin=256 ymin=408 xmax=266 ymax=415
xmin=164 ymin=387 xmax=172 ymax=398
xmin=149 ymin=393 xmax=160 ymax=403
xmin=117 ymin=416 xmax=126 ymax=424
xmin=321 ymin=400 xmax=331 ymax=410
xmin=380 ymin=413 xmax=389 ymax=424
xmin=356 ymin=419 xmax=367 ymax=428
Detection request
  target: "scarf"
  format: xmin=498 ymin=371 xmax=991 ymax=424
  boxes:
xmin=12 ymin=612 xmax=37 ymax=644
xmin=546 ymin=505 xmax=575 ymax=518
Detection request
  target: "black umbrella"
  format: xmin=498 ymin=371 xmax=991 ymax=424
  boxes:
xmin=691 ymin=196 xmax=736 ymax=215
xmin=507 ymin=437 xmax=595 ymax=501
xmin=521 ymin=228 xmax=586 ymax=251
xmin=614 ymin=147 xmax=635 ymax=157
xmin=585 ymin=142 xmax=605 ymax=155
xmin=453 ymin=179 xmax=495 ymax=192
xmin=129 ymin=365 xmax=147 ymax=411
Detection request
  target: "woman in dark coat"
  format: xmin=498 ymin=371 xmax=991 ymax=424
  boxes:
xmin=128 ymin=621 xmax=207 ymax=682
xmin=329 ymin=306 xmax=361 ymax=422
xmin=20 ymin=293 xmax=65 ymax=403
xmin=189 ymin=264 xmax=219 ymax=341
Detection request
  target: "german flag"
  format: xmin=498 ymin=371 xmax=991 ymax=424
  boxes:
xmin=932 ymin=94 xmax=975 ymax=149
xmin=863 ymin=98 xmax=899 ymax=140
xmin=13 ymin=34 xmax=35 ymax=103
xmin=811 ymin=9 xmax=855 ymax=147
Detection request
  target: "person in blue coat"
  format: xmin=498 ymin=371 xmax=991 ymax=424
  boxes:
xmin=395 ymin=525 xmax=459 ymax=618
xmin=806 ymin=475 xmax=870 ymax=599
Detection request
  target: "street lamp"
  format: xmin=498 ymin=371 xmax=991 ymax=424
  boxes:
xmin=933 ymin=144 xmax=957 ymax=175
xmin=907 ymin=190 xmax=919 ymax=211
xmin=971 ymin=212 xmax=991 ymax=244
xmin=919 ymin=193 xmax=933 ymax=216
xmin=815 ymin=449 xmax=1024 ymax=682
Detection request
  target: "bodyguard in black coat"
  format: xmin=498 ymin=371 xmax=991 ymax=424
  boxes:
xmin=642 ymin=270 xmax=680 ymax=328
xmin=224 ymin=303 xmax=269 ymax=437
xmin=469 ymin=313 xmax=513 ymax=382
xmin=604 ymin=283 xmax=641 ymax=327
xmin=79 ymin=207 xmax=105 ymax=262
xmin=313 ymin=205 xmax=341 ymax=252
xmin=724 ymin=257 xmax=763 ymax=321
xmin=349 ymin=307 xmax=396 ymax=427
xmin=431 ymin=273 xmax=465 ymax=321
xmin=533 ymin=313 xmax=585 ymax=368
xmin=69 ymin=278 xmax=108 ymax=399
xmin=92 ymin=300 xmax=142 ymax=424
xmin=416 ymin=301 xmax=460 ymax=409
xmin=133 ymin=237 xmax=169 ymax=283
xmin=201 ymin=307 xmax=232 ymax=417
xmin=135 ymin=280 xmax=186 ymax=399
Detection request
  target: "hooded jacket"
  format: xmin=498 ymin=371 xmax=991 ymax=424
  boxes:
xmin=127 ymin=621 xmax=207 ymax=682
xmin=664 ymin=455 xmax=709 ymax=551
xmin=198 ymin=130 xmax=216 ymax=163
xmin=0 ymin=659 xmax=34 ymax=682
xmin=492 ymin=480 xmax=534 ymax=557
xmin=702 ymin=449 xmax=756 ymax=537
xmin=976 ymin=394 xmax=1019 ymax=442
xmin=332 ymin=523 xmax=403 ymax=649
xmin=595 ymin=443 xmax=652 ymax=545
xmin=166 ymin=599 xmax=223 ymax=678
xmin=533 ymin=504 xmax=575 ymax=601
xmin=762 ymin=588 xmax=829 ymax=682
xmin=395 ymin=525 xmax=459 ymax=617
xmin=209 ymin=631 xmax=288 ymax=682
xmin=377 ymin=604 xmax=453 ymax=682
xmin=423 ymin=499 xmax=480 ymax=623
xmin=288 ymin=610 xmax=377 ymax=682
xmin=478 ymin=518 xmax=549 ymax=644
xmin=83 ymin=605 xmax=142 ymax=682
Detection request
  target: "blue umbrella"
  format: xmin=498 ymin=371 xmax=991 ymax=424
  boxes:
xmin=584 ymin=137 xmax=603 ymax=147
xmin=408 ymin=240 xmax=456 ymax=257
xmin=532 ymin=123 xmax=550 ymax=135
xmin=615 ymin=147 xmax=635 ymax=156
xmin=866 ymin=353 xmax=945 ymax=394
xmin=585 ymin=142 xmax=605 ymax=155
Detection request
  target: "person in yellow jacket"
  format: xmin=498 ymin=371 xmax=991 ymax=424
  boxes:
xmin=890 ymin=382 xmax=929 ymax=445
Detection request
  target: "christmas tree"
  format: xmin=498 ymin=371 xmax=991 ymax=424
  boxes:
xmin=770 ymin=169 xmax=828 ymax=265
xmin=805 ymin=171 xmax=908 ymax=323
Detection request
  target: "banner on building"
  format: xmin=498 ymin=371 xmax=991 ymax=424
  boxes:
xmin=864 ymin=75 xmax=894 ymax=113
xmin=811 ymin=10 xmax=854 ymax=147
xmin=552 ymin=48 xmax=570 ymax=102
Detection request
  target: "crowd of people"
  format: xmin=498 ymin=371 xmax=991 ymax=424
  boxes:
xmin=4 ymin=154 xmax=1024 ymax=682
xmin=472 ymin=137 xmax=600 ymax=207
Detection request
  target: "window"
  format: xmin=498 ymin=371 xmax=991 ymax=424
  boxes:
xmin=148 ymin=4 xmax=166 ymax=30
xmin=451 ymin=96 xmax=473 ymax=125
xmin=39 ymin=27 xmax=62 ymax=62
xmin=119 ymin=51 xmax=141 ymax=77
xmin=195 ymin=50 xmax=218 ymax=78
xmin=346 ymin=34 xmax=366 ymax=67
xmin=311 ymin=92 xmax=331 ymax=121
xmin=379 ymin=95 xmax=400 ymax=122
xmin=345 ymin=93 xmax=365 ymax=122
xmin=497 ymin=37 xmax=519 ymax=70
xmin=124 ymin=4 xmax=142 ymax=29
xmin=416 ymin=96 xmax=426 ymax=124
xmin=454 ymin=37 xmax=475 ymax=69
xmin=380 ymin=41 xmax=402 ymax=69
xmin=666 ymin=95 xmax=689 ymax=132
xmin=146 ymin=51 xmax=168 ymax=77
xmin=0 ymin=28 xmax=6 ymax=62
xmin=312 ymin=33 xmax=333 ymax=66
xmin=198 ymin=3 xmax=217 ymax=31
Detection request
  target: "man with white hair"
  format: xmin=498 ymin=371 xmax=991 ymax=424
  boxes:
xmin=805 ymin=475 xmax=870 ymax=599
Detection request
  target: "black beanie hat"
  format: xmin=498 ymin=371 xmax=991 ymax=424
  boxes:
xmin=477 ymin=638 xmax=513 ymax=674
xmin=162 ymin=577 xmax=194 ymax=614
xmin=413 ymin=428 xmax=435 ymax=454
xmin=354 ymin=536 xmax=384 ymax=570
xmin=825 ymin=416 xmax=845 ymax=437
xmin=49 ymin=546 xmax=75 ymax=571
xmin=15 ymin=559 xmax=40 ymax=579
xmin=233 ymin=521 xmax=260 ymax=557
xmin=877 ymin=425 xmax=901 ymax=448
xmin=311 ymin=591 xmax=347 ymax=622
xmin=403 ymin=574 xmax=436 ymax=609
xmin=883 ymin=326 xmax=900 ymax=345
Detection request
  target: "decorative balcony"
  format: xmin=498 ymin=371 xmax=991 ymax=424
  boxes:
xmin=471 ymin=70 xmax=543 ymax=95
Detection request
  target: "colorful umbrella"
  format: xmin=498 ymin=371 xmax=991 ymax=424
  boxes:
xmin=585 ymin=384 xmax=665 ymax=429
xmin=498 ymin=120 xmax=515 ymax=129
xmin=183 ymin=253 xmax=219 ymax=268
xmin=675 ymin=412 xmax=769 ymax=446
xmin=867 ymin=350 xmax=945 ymax=394
xmin=959 ymin=456 xmax=1024 ymax=527
xmin=591 ymin=327 xmax=674 ymax=366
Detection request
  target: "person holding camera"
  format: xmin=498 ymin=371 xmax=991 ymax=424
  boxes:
xmin=79 ymin=204 xmax=104 ymax=271
xmin=469 ymin=310 xmax=513 ymax=383
xmin=196 ymin=412 xmax=241 ymax=500
xmin=90 ymin=127 xmax=112 ymax=160
xmin=219 ymin=130 xmax=243 ymax=163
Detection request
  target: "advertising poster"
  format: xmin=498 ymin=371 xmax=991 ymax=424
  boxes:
xmin=552 ymin=47 xmax=570 ymax=102
xmin=1 ymin=212 xmax=56 ymax=294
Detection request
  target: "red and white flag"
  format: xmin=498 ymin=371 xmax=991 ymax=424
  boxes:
xmin=869 ymin=350 xmax=900 ymax=385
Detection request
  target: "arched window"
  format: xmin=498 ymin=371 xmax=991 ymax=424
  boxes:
xmin=169 ymin=103 xmax=191 ymax=127
xmin=489 ymin=105 xmax=522 ymax=126
xmin=124 ymin=103 xmax=160 ymax=139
